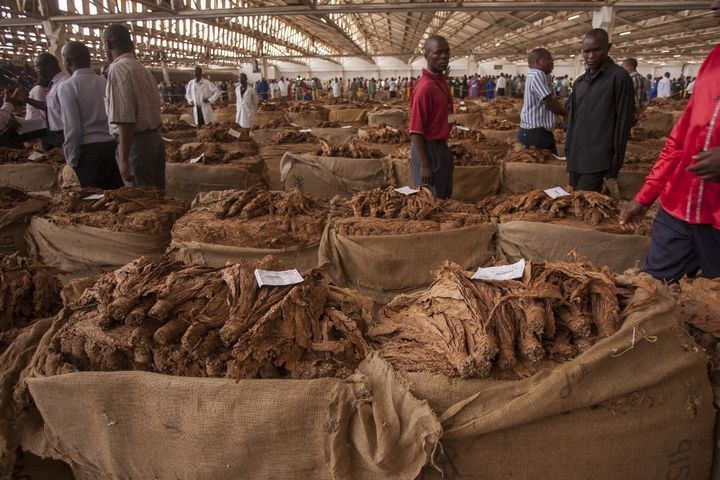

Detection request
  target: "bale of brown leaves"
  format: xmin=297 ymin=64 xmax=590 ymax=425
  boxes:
xmin=369 ymin=256 xmax=620 ymax=378
xmin=166 ymin=142 xmax=262 ymax=172
xmin=356 ymin=124 xmax=410 ymax=143
xmin=172 ymin=186 xmax=329 ymax=249
xmin=34 ymin=256 xmax=371 ymax=380
xmin=271 ymin=129 xmax=319 ymax=144
xmin=679 ymin=277 xmax=720 ymax=385
xmin=44 ymin=187 xmax=189 ymax=235
xmin=316 ymin=139 xmax=385 ymax=159
xmin=504 ymin=145 xmax=560 ymax=164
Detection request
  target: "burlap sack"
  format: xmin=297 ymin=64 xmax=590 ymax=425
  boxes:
xmin=390 ymin=158 xmax=412 ymax=187
xmin=329 ymin=109 xmax=368 ymax=124
xmin=318 ymin=223 xmax=497 ymax=304
xmin=497 ymin=221 xmax=651 ymax=273
xmin=255 ymin=110 xmax=287 ymax=127
xmin=179 ymin=113 xmax=194 ymax=124
xmin=450 ymin=112 xmax=484 ymax=129
xmin=452 ymin=165 xmax=501 ymax=201
xmin=480 ymin=129 xmax=518 ymax=142
xmin=165 ymin=163 xmax=265 ymax=201
xmin=170 ymin=240 xmax=320 ymax=271
xmin=287 ymin=110 xmax=329 ymax=128
xmin=311 ymin=127 xmax=358 ymax=145
xmin=411 ymin=280 xmax=713 ymax=479
xmin=24 ymin=353 xmax=441 ymax=480
xmin=367 ymin=110 xmax=405 ymax=127
xmin=0 ymin=197 xmax=48 ymax=256
xmin=501 ymin=163 xmax=646 ymax=201
xmin=260 ymin=144 xmax=320 ymax=190
xmin=25 ymin=217 xmax=171 ymax=274
xmin=280 ymin=153 xmax=393 ymax=199
xmin=0 ymin=164 xmax=58 ymax=193
xmin=640 ymin=111 xmax=675 ymax=138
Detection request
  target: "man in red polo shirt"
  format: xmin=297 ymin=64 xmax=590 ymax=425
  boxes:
xmin=409 ymin=35 xmax=454 ymax=199
xmin=620 ymin=0 xmax=720 ymax=282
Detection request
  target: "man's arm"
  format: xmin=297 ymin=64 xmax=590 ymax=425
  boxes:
xmin=57 ymin=84 xmax=82 ymax=167
xmin=116 ymin=123 xmax=135 ymax=182
xmin=410 ymin=133 xmax=433 ymax=186
xmin=542 ymin=95 xmax=567 ymax=117
xmin=609 ymin=74 xmax=635 ymax=178
xmin=207 ymin=82 xmax=221 ymax=103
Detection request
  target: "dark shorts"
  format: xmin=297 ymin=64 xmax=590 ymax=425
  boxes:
xmin=411 ymin=139 xmax=454 ymax=199
xmin=568 ymin=171 xmax=605 ymax=192
xmin=73 ymin=140 xmax=123 ymax=190
xmin=518 ymin=128 xmax=558 ymax=155
xmin=643 ymin=208 xmax=720 ymax=283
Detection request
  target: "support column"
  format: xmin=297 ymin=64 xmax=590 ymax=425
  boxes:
xmin=160 ymin=60 xmax=171 ymax=85
xmin=261 ymin=57 xmax=268 ymax=79
xmin=592 ymin=6 xmax=615 ymax=38
xmin=41 ymin=20 xmax=66 ymax=67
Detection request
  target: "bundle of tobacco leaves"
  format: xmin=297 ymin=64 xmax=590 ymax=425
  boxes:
xmin=166 ymin=142 xmax=262 ymax=171
xmin=503 ymin=146 xmax=560 ymax=164
xmin=33 ymin=255 xmax=371 ymax=380
xmin=369 ymin=256 xmax=620 ymax=379
xmin=450 ymin=127 xmax=487 ymax=141
xmin=172 ymin=186 xmax=329 ymax=249
xmin=678 ymin=277 xmax=720 ymax=385
xmin=356 ymin=124 xmax=410 ymax=143
xmin=271 ymin=129 xmax=318 ymax=144
xmin=258 ymin=118 xmax=296 ymax=129
xmin=287 ymin=103 xmax=328 ymax=113
xmin=315 ymin=121 xmax=341 ymax=128
xmin=483 ymin=119 xmax=518 ymax=130
xmin=316 ymin=139 xmax=385 ymax=159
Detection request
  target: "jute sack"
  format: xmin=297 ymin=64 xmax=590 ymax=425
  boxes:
xmin=24 ymin=353 xmax=441 ymax=480
xmin=165 ymin=162 xmax=265 ymax=201
xmin=0 ymin=318 xmax=53 ymax=477
xmin=501 ymin=163 xmax=646 ymax=201
xmin=260 ymin=144 xmax=319 ymax=190
xmin=367 ymin=110 xmax=405 ymax=127
xmin=287 ymin=110 xmax=329 ymax=127
xmin=497 ymin=221 xmax=651 ymax=273
xmin=214 ymin=109 xmax=236 ymax=124
xmin=255 ymin=110 xmax=287 ymax=127
xmin=0 ymin=197 xmax=48 ymax=256
xmin=170 ymin=240 xmax=320 ymax=271
xmin=59 ymin=164 xmax=80 ymax=190
xmin=450 ymin=112 xmax=484 ymax=129
xmin=281 ymin=153 xmax=393 ymax=199
xmin=311 ymin=127 xmax=358 ymax=145
xmin=328 ymin=108 xmax=368 ymax=124
xmin=480 ymin=129 xmax=518 ymax=142
xmin=25 ymin=217 xmax=171 ymax=274
xmin=319 ymin=223 xmax=497 ymax=304
xmin=389 ymin=158 xmax=413 ymax=187
xmin=452 ymin=165 xmax=501 ymax=201
xmin=411 ymin=280 xmax=713 ymax=480
xmin=0 ymin=164 xmax=58 ymax=194
xmin=639 ymin=111 xmax=675 ymax=138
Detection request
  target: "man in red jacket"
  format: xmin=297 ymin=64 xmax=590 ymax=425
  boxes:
xmin=620 ymin=0 xmax=720 ymax=282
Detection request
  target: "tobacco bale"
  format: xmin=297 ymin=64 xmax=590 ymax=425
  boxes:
xmin=195 ymin=122 xmax=253 ymax=143
xmin=679 ymin=278 xmax=720 ymax=385
xmin=330 ymin=186 xmax=485 ymax=236
xmin=356 ymin=124 xmax=410 ymax=144
xmin=316 ymin=139 xmax=385 ymax=159
xmin=0 ymin=254 xmax=62 ymax=352
xmin=165 ymin=142 xmax=262 ymax=172
xmin=477 ymin=189 xmax=651 ymax=235
xmin=503 ymin=145 xmax=560 ymax=164
xmin=33 ymin=256 xmax=372 ymax=380
xmin=369 ymin=256 xmax=621 ymax=379
xmin=43 ymin=187 xmax=189 ymax=235
xmin=271 ymin=129 xmax=319 ymax=144
xmin=483 ymin=119 xmax=518 ymax=130
xmin=172 ymin=186 xmax=329 ymax=249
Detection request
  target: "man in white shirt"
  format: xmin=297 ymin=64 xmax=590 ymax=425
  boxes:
xmin=496 ymin=74 xmax=508 ymax=97
xmin=57 ymin=41 xmax=122 ymax=189
xmin=331 ymin=78 xmax=342 ymax=98
xmin=25 ymin=84 xmax=46 ymax=120
xmin=235 ymin=73 xmax=258 ymax=129
xmin=22 ymin=53 xmax=69 ymax=150
xmin=185 ymin=66 xmax=221 ymax=127
xmin=277 ymin=77 xmax=289 ymax=101
xmin=388 ymin=78 xmax=398 ymax=98
xmin=657 ymin=72 xmax=672 ymax=98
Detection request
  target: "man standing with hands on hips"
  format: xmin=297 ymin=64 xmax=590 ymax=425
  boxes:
xmin=186 ymin=66 xmax=221 ymax=127
xmin=409 ymin=35 xmax=454 ymax=199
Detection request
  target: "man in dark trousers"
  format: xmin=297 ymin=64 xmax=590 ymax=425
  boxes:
xmin=620 ymin=0 xmax=720 ymax=283
xmin=409 ymin=35 xmax=454 ymax=199
xmin=565 ymin=28 xmax=635 ymax=193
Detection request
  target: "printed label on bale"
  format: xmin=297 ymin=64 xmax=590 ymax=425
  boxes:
xmin=472 ymin=259 xmax=525 ymax=281
xmin=254 ymin=269 xmax=304 ymax=287
xmin=342 ymin=125 xmax=353 ymax=129
xmin=544 ymin=187 xmax=571 ymax=199
xmin=82 ymin=194 xmax=105 ymax=201
xmin=190 ymin=154 xmax=205 ymax=164
xmin=228 ymin=128 xmax=242 ymax=139
xmin=162 ymin=137 xmax=173 ymax=142
xmin=299 ymin=129 xmax=312 ymax=133
xmin=394 ymin=186 xmax=421 ymax=196
xmin=454 ymin=125 xmax=470 ymax=131
xmin=27 ymin=151 xmax=45 ymax=161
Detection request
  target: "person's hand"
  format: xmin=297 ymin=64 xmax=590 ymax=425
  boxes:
xmin=619 ymin=199 xmax=648 ymax=232
xmin=118 ymin=159 xmax=135 ymax=183
xmin=421 ymin=163 xmax=433 ymax=186
xmin=688 ymin=148 xmax=720 ymax=182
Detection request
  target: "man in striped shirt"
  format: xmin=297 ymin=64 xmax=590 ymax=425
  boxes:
xmin=519 ymin=48 xmax=567 ymax=155
xmin=622 ymin=58 xmax=648 ymax=114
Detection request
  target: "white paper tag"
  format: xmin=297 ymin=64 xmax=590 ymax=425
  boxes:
xmin=342 ymin=125 xmax=353 ymax=129
xmin=472 ymin=259 xmax=525 ymax=281
xmin=290 ymin=122 xmax=300 ymax=127
xmin=162 ymin=137 xmax=173 ymax=142
xmin=552 ymin=154 xmax=567 ymax=161
xmin=394 ymin=186 xmax=420 ymax=196
xmin=189 ymin=154 xmax=204 ymax=164
xmin=299 ymin=129 xmax=312 ymax=133
xmin=27 ymin=151 xmax=45 ymax=161
xmin=254 ymin=269 xmax=304 ymax=287
xmin=82 ymin=194 xmax=105 ymax=201
xmin=228 ymin=128 xmax=242 ymax=138
xmin=544 ymin=187 xmax=571 ymax=199
xmin=454 ymin=125 xmax=470 ymax=131
xmin=459 ymin=106 xmax=468 ymax=112
xmin=388 ymin=127 xmax=399 ymax=133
